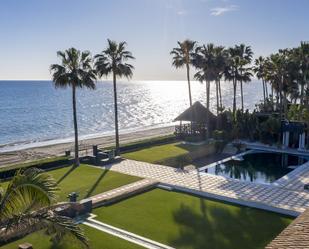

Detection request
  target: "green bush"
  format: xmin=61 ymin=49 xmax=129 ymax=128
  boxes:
xmin=184 ymin=135 xmax=205 ymax=143
xmin=0 ymin=156 xmax=70 ymax=180
xmin=258 ymin=116 xmax=280 ymax=144
xmin=214 ymin=140 xmax=228 ymax=153
xmin=212 ymin=130 xmax=226 ymax=140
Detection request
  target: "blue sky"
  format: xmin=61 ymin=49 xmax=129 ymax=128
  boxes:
xmin=0 ymin=0 xmax=308 ymax=80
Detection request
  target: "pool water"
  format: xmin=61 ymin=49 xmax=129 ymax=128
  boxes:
xmin=204 ymin=152 xmax=307 ymax=184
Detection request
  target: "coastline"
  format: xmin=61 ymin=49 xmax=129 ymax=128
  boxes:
xmin=0 ymin=125 xmax=175 ymax=167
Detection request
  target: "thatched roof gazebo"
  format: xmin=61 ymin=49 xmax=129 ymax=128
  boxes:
xmin=174 ymin=101 xmax=217 ymax=140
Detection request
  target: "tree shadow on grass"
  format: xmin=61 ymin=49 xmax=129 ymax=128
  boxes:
xmin=170 ymin=199 xmax=291 ymax=249
xmin=57 ymin=166 xmax=77 ymax=184
xmin=85 ymin=169 xmax=109 ymax=198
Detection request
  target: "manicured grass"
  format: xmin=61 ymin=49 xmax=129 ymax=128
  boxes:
xmin=122 ymin=142 xmax=206 ymax=163
xmin=1 ymin=225 xmax=144 ymax=249
xmin=51 ymin=164 xmax=141 ymax=201
xmin=105 ymin=134 xmax=176 ymax=151
xmin=93 ymin=189 xmax=293 ymax=249
xmin=0 ymin=164 xmax=141 ymax=202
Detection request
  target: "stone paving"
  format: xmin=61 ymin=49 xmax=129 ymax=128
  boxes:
xmin=107 ymin=159 xmax=309 ymax=215
xmin=266 ymin=208 xmax=309 ymax=249
xmin=274 ymin=161 xmax=309 ymax=191
xmin=90 ymin=178 xmax=158 ymax=207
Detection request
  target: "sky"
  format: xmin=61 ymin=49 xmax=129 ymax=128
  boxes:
xmin=0 ymin=0 xmax=308 ymax=80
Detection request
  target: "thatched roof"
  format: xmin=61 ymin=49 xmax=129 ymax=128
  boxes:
xmin=174 ymin=101 xmax=216 ymax=123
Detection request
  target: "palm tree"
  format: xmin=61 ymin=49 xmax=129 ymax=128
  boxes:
xmin=171 ymin=39 xmax=197 ymax=106
xmin=213 ymin=46 xmax=227 ymax=114
xmin=224 ymin=47 xmax=241 ymax=114
xmin=0 ymin=168 xmax=88 ymax=247
xmin=235 ymin=44 xmax=253 ymax=112
xmin=267 ymin=52 xmax=289 ymax=118
xmin=294 ymin=42 xmax=309 ymax=105
xmin=95 ymin=40 xmax=135 ymax=155
xmin=50 ymin=48 xmax=96 ymax=166
xmin=254 ymin=56 xmax=267 ymax=104
xmin=193 ymin=44 xmax=217 ymax=110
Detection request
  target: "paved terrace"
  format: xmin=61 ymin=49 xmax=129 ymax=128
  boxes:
xmin=107 ymin=159 xmax=309 ymax=216
xmin=90 ymin=178 xmax=158 ymax=207
xmin=244 ymin=141 xmax=309 ymax=157
xmin=266 ymin=208 xmax=309 ymax=249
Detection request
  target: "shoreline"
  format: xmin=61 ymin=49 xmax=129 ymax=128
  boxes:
xmin=0 ymin=122 xmax=176 ymax=153
xmin=0 ymin=125 xmax=175 ymax=167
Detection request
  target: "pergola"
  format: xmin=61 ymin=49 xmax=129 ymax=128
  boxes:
xmin=174 ymin=101 xmax=217 ymax=139
xmin=281 ymin=120 xmax=307 ymax=150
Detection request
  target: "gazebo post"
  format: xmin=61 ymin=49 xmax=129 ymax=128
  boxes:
xmin=180 ymin=120 xmax=182 ymax=135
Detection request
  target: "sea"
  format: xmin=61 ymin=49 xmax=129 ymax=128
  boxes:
xmin=0 ymin=80 xmax=263 ymax=152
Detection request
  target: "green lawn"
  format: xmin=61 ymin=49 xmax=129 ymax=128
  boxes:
xmin=0 ymin=164 xmax=141 ymax=202
xmin=122 ymin=142 xmax=206 ymax=163
xmin=93 ymin=189 xmax=293 ymax=249
xmin=1 ymin=225 xmax=144 ymax=249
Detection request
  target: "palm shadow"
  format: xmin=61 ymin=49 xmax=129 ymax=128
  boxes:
xmin=57 ymin=166 xmax=77 ymax=184
xmin=170 ymin=198 xmax=291 ymax=249
xmin=85 ymin=169 xmax=109 ymax=198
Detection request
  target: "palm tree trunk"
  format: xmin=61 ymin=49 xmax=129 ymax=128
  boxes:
xmin=300 ymin=83 xmax=304 ymax=105
xmin=216 ymin=80 xmax=219 ymax=115
xmin=205 ymin=80 xmax=210 ymax=138
xmin=265 ymin=80 xmax=268 ymax=98
xmin=262 ymin=79 xmax=266 ymax=104
xmin=72 ymin=85 xmax=80 ymax=166
xmin=218 ymin=79 xmax=222 ymax=110
xmin=113 ymin=71 xmax=120 ymax=155
xmin=240 ymin=79 xmax=244 ymax=112
xmin=233 ymin=78 xmax=237 ymax=114
xmin=186 ymin=63 xmax=192 ymax=106
xmin=271 ymin=85 xmax=274 ymax=110
xmin=206 ymin=80 xmax=210 ymax=110
xmin=283 ymin=92 xmax=288 ymax=117
xmin=279 ymin=79 xmax=283 ymax=119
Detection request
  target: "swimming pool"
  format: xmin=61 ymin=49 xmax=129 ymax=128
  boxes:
xmin=201 ymin=152 xmax=308 ymax=184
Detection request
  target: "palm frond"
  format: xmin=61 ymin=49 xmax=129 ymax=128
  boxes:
xmin=0 ymin=170 xmax=88 ymax=248
xmin=95 ymin=39 xmax=135 ymax=79
xmin=0 ymin=168 xmax=58 ymax=220
xmin=50 ymin=47 xmax=97 ymax=90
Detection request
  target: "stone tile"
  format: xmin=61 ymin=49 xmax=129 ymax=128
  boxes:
xmin=108 ymin=159 xmax=309 ymax=214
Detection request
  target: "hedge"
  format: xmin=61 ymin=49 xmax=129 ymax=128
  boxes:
xmin=0 ymin=156 xmax=70 ymax=180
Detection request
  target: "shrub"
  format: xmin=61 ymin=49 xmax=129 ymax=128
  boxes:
xmin=0 ymin=156 xmax=70 ymax=180
xmin=212 ymin=130 xmax=226 ymax=140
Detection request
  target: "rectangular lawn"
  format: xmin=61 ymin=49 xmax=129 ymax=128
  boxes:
xmin=122 ymin=142 xmax=209 ymax=163
xmin=93 ymin=188 xmax=293 ymax=249
xmin=1 ymin=225 xmax=144 ymax=249
xmin=0 ymin=164 xmax=141 ymax=202
xmin=51 ymin=164 xmax=141 ymax=201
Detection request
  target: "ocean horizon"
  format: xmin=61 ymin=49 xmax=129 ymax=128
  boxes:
xmin=0 ymin=80 xmax=263 ymax=151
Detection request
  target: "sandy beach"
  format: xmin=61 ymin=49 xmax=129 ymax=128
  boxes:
xmin=0 ymin=126 xmax=174 ymax=167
